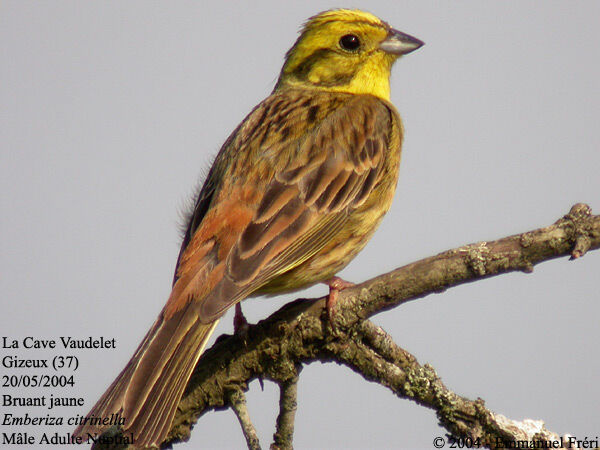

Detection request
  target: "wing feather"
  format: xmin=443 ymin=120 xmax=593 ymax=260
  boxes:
xmin=192 ymin=92 xmax=392 ymax=321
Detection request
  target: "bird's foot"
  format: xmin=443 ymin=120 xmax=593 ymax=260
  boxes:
xmin=324 ymin=276 xmax=355 ymax=322
xmin=233 ymin=303 xmax=250 ymax=339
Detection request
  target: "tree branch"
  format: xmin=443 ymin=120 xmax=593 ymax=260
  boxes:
xmin=339 ymin=321 xmax=567 ymax=448
xmin=333 ymin=203 xmax=599 ymax=328
xmin=150 ymin=203 xmax=599 ymax=448
xmin=227 ymin=389 xmax=261 ymax=450
xmin=271 ymin=370 xmax=300 ymax=450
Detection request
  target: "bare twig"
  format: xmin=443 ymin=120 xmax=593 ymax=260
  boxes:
xmin=340 ymin=321 xmax=567 ymax=449
xmin=227 ymin=389 xmax=261 ymax=450
xmin=271 ymin=370 xmax=300 ymax=450
xmin=333 ymin=203 xmax=600 ymax=329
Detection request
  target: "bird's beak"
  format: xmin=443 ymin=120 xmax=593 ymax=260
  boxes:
xmin=379 ymin=28 xmax=424 ymax=55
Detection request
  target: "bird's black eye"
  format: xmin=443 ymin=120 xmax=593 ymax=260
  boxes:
xmin=339 ymin=34 xmax=360 ymax=51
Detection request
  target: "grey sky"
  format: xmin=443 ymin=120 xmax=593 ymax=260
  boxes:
xmin=1 ymin=1 xmax=599 ymax=449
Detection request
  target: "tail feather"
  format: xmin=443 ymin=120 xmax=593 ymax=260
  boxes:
xmin=129 ymin=316 xmax=217 ymax=445
xmin=123 ymin=306 xmax=194 ymax=422
xmin=73 ymin=303 xmax=219 ymax=449
xmin=140 ymin=325 xmax=212 ymax=444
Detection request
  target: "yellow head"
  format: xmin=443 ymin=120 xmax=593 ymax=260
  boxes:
xmin=276 ymin=9 xmax=423 ymax=100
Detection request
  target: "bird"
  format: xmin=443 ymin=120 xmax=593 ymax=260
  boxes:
xmin=73 ymin=9 xmax=423 ymax=448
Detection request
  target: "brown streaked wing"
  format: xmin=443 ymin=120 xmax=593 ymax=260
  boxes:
xmin=198 ymin=94 xmax=393 ymax=321
xmin=172 ymin=89 xmax=332 ymax=287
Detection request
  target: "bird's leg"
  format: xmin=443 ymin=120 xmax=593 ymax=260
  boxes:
xmin=324 ymin=276 xmax=355 ymax=320
xmin=234 ymin=303 xmax=250 ymax=335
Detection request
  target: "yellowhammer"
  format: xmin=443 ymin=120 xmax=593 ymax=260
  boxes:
xmin=74 ymin=9 xmax=423 ymax=448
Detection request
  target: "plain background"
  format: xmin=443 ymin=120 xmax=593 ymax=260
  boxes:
xmin=2 ymin=1 xmax=599 ymax=449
